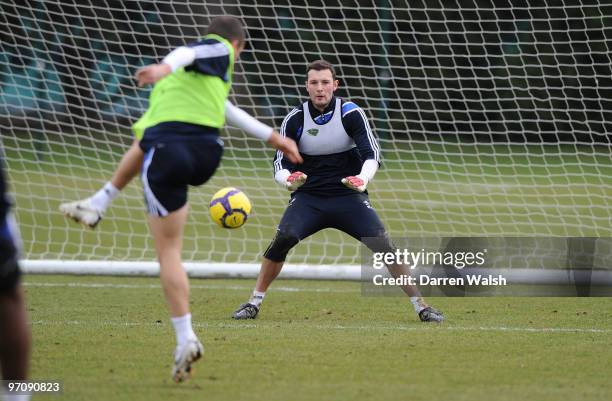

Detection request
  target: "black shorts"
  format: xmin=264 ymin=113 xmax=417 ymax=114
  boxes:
xmin=264 ymin=191 xmax=393 ymax=261
xmin=140 ymin=123 xmax=223 ymax=216
xmin=0 ymin=162 xmax=21 ymax=293
xmin=0 ymin=216 xmax=21 ymax=293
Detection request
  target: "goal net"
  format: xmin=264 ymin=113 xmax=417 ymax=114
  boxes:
xmin=1 ymin=1 xmax=610 ymax=270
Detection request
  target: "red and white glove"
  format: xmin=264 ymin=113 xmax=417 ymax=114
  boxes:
xmin=341 ymin=174 xmax=368 ymax=192
xmin=286 ymin=171 xmax=307 ymax=191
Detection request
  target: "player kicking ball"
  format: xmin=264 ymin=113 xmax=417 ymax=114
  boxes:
xmin=232 ymin=60 xmax=443 ymax=323
xmin=59 ymin=16 xmax=302 ymax=382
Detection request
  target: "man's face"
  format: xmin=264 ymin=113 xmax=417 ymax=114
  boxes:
xmin=306 ymin=69 xmax=338 ymax=111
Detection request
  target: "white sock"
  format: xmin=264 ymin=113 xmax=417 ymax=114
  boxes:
xmin=410 ymin=296 xmax=427 ymax=314
xmin=249 ymin=290 xmax=266 ymax=307
xmin=171 ymin=313 xmax=197 ymax=347
xmin=89 ymin=182 xmax=119 ymax=212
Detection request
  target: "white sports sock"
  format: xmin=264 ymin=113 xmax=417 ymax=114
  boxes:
xmin=249 ymin=290 xmax=266 ymax=307
xmin=89 ymin=182 xmax=119 ymax=212
xmin=410 ymin=296 xmax=427 ymax=314
xmin=171 ymin=313 xmax=197 ymax=347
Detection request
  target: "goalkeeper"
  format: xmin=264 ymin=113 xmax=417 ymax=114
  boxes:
xmin=59 ymin=16 xmax=301 ymax=383
xmin=232 ymin=60 xmax=444 ymax=323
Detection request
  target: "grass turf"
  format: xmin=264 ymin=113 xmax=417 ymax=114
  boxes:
xmin=24 ymin=274 xmax=612 ymax=401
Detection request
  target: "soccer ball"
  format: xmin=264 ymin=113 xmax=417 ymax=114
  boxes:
xmin=209 ymin=187 xmax=252 ymax=229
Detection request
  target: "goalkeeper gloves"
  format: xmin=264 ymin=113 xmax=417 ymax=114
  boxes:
xmin=286 ymin=171 xmax=307 ymax=191
xmin=341 ymin=174 xmax=368 ymax=192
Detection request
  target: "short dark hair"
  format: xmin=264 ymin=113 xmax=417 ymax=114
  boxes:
xmin=206 ymin=16 xmax=245 ymax=45
xmin=307 ymin=59 xmax=336 ymax=80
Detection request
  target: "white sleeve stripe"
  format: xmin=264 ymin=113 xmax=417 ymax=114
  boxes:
xmin=275 ymin=108 xmax=300 ymax=171
xmin=192 ymin=42 xmax=230 ymax=60
xmin=342 ymin=108 xmax=360 ymax=118
xmin=356 ymin=108 xmax=380 ymax=162
xmin=274 ymin=108 xmax=301 ymax=172
xmin=362 ymin=109 xmax=380 ymax=160
xmin=274 ymin=118 xmax=288 ymax=173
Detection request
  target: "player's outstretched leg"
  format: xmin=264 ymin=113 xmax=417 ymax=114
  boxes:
xmin=60 ymin=140 xmax=144 ymax=229
xmin=233 ymin=258 xmax=285 ymax=319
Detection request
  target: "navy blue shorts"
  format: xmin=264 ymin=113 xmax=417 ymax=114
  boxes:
xmin=140 ymin=123 xmax=223 ymax=216
xmin=264 ymin=191 xmax=394 ymax=262
xmin=0 ymin=163 xmax=21 ymax=293
xmin=0 ymin=235 xmax=20 ymax=293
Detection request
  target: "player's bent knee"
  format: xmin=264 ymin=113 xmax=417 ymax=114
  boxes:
xmin=362 ymin=232 xmax=396 ymax=255
xmin=263 ymin=231 xmax=300 ymax=262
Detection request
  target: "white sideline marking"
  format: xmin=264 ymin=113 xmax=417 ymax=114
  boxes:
xmin=28 ymin=320 xmax=610 ymax=334
xmin=23 ymin=281 xmax=358 ymax=293
xmin=320 ymin=324 xmax=610 ymax=334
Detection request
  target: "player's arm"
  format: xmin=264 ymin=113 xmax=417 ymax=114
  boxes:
xmin=225 ymin=101 xmax=302 ymax=164
xmin=136 ymin=46 xmax=196 ymax=86
xmin=136 ymin=39 xmax=232 ymax=86
xmin=134 ymin=44 xmax=301 ymax=164
xmin=340 ymin=102 xmax=381 ymax=192
xmin=274 ymin=110 xmax=307 ymax=191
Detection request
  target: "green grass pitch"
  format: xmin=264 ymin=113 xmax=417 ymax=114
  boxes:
xmin=6 ymin=135 xmax=611 ymax=399
xmin=25 ymin=274 xmax=612 ymax=401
